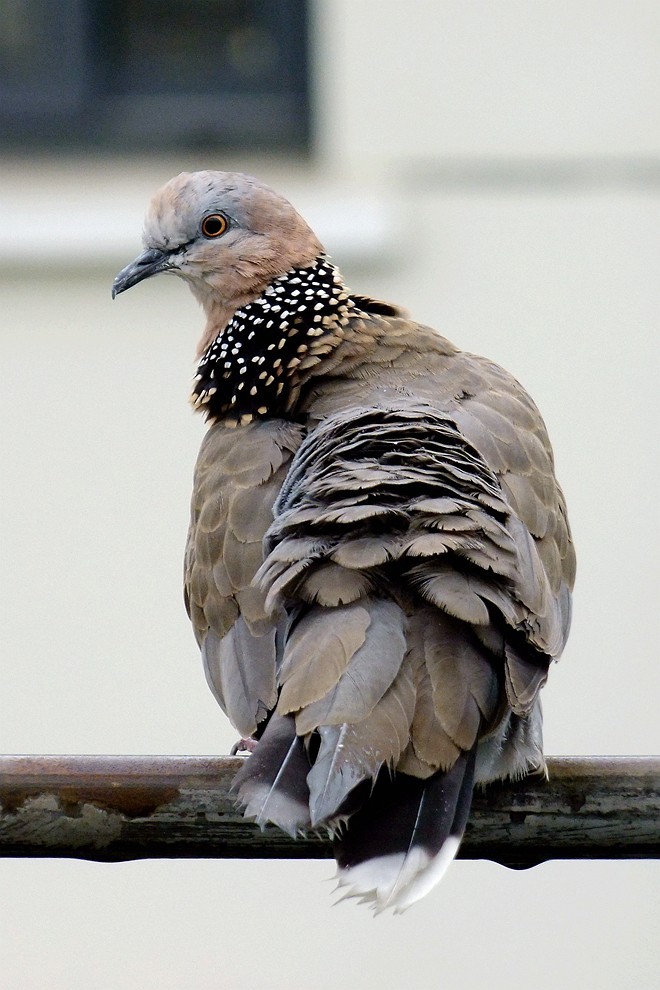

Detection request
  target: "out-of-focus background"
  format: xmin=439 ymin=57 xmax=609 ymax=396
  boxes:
xmin=1 ymin=2 xmax=658 ymax=987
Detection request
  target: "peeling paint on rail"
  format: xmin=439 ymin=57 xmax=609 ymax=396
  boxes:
xmin=1 ymin=755 xmax=658 ymax=866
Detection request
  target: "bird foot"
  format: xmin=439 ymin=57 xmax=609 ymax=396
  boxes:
xmin=230 ymin=737 xmax=259 ymax=755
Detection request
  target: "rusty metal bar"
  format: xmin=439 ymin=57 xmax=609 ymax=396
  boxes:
xmin=0 ymin=755 xmax=658 ymax=868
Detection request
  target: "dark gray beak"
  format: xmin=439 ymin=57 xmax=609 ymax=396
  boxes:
xmin=112 ymin=248 xmax=172 ymax=299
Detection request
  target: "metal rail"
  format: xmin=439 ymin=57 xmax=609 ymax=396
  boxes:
xmin=0 ymin=755 xmax=658 ymax=868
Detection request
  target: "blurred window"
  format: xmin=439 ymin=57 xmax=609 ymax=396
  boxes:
xmin=0 ymin=0 xmax=309 ymax=151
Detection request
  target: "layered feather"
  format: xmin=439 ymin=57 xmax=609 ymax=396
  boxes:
xmin=185 ymin=419 xmax=304 ymax=736
xmin=184 ymin=282 xmax=575 ymax=911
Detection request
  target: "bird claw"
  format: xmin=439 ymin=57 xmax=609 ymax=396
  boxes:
xmin=230 ymin=737 xmax=259 ymax=755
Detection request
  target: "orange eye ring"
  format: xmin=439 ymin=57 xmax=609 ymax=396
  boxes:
xmin=201 ymin=214 xmax=229 ymax=238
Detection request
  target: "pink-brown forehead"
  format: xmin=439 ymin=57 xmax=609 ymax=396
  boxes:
xmin=144 ymin=177 xmax=198 ymax=246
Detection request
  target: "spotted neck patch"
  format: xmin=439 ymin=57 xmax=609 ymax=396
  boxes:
xmin=191 ymin=256 xmax=353 ymax=424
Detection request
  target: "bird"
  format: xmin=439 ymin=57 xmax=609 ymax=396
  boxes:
xmin=112 ymin=170 xmax=575 ymax=913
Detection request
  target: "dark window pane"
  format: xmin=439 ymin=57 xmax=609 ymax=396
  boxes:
xmin=0 ymin=0 xmax=309 ymax=151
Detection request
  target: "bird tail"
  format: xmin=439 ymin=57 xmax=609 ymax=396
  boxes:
xmin=231 ymin=712 xmax=312 ymax=837
xmin=333 ymin=745 xmax=477 ymax=914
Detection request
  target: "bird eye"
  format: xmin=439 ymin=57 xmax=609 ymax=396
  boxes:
xmin=201 ymin=214 xmax=229 ymax=238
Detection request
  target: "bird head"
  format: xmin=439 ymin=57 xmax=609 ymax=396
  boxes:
xmin=112 ymin=170 xmax=324 ymax=355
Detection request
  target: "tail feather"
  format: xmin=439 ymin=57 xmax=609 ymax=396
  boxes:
xmin=333 ymin=746 xmax=476 ymax=913
xmin=232 ymin=713 xmax=312 ymax=837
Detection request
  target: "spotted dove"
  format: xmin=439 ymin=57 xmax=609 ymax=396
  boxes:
xmin=113 ymin=171 xmax=575 ymax=912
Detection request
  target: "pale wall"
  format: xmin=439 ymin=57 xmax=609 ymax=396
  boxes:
xmin=1 ymin=3 xmax=658 ymax=988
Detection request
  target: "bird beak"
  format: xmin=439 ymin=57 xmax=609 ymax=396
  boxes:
xmin=112 ymin=248 xmax=172 ymax=298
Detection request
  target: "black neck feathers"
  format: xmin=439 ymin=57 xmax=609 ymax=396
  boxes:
xmin=191 ymin=256 xmax=352 ymax=425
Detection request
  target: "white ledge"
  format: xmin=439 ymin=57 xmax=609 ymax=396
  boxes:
xmin=0 ymin=159 xmax=399 ymax=268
